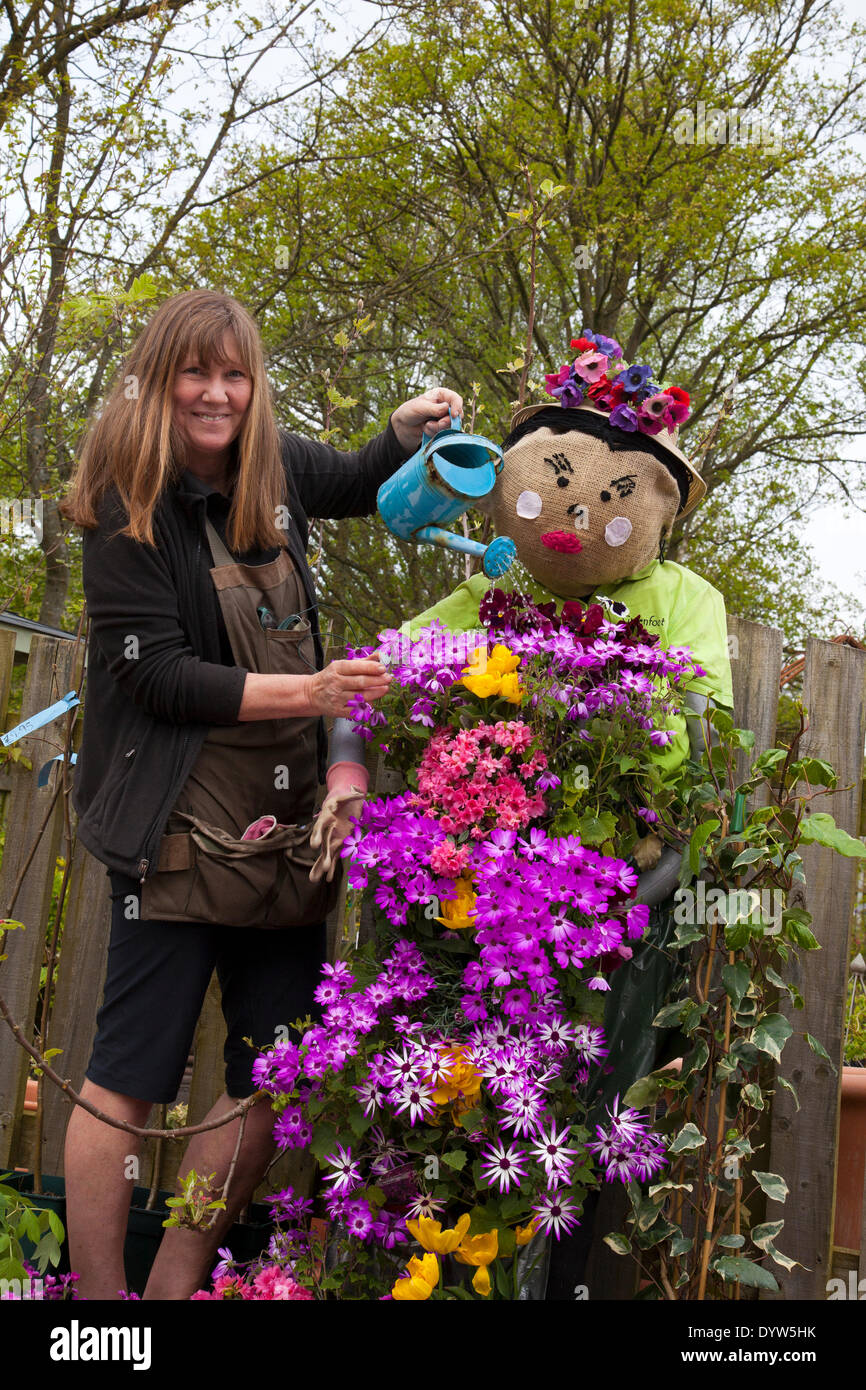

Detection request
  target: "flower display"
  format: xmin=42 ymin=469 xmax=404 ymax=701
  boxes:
xmin=542 ymin=328 xmax=691 ymax=438
xmin=247 ymin=593 xmax=706 ymax=1298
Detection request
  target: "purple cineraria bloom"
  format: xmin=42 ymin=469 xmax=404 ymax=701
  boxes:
xmin=344 ymin=1198 xmax=374 ymax=1241
xmin=532 ymin=1189 xmax=580 ymax=1239
xmin=322 ymin=1143 xmax=362 ymax=1195
xmin=479 ymin=1138 xmax=529 ymax=1195
xmin=272 ymin=1105 xmax=308 ymax=1150
xmin=528 ymin=1121 xmax=581 ymax=1188
xmin=405 ymin=1191 xmax=447 ymax=1221
xmin=535 ymin=769 xmax=561 ymax=791
xmin=392 ymin=1080 xmax=437 ymax=1127
xmin=636 ymin=807 xmax=659 ymax=823
xmin=573 ymin=1023 xmax=608 ymax=1066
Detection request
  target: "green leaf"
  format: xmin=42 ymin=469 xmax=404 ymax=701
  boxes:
xmin=623 ymin=1073 xmax=663 ymax=1107
xmin=724 ymin=918 xmax=752 ymax=950
xmin=573 ymin=809 xmax=617 ymax=846
xmin=712 ymin=1256 xmax=779 ymax=1291
xmin=750 ymin=1219 xmax=784 ymax=1250
xmin=805 ymin=1032 xmax=837 ymax=1072
xmin=731 ymin=846 xmax=765 ymax=868
xmin=689 ymin=819 xmax=720 ymax=875
xmin=752 ymin=1171 xmax=789 ymax=1203
xmin=722 ymin=961 xmax=751 ymax=1011
xmin=798 ymin=758 xmax=837 ymax=788
xmin=751 ymin=1012 xmax=793 ymax=1062
xmin=309 ymin=1121 xmax=339 ymax=1162
xmin=681 ymin=1039 xmax=709 ymax=1080
xmin=669 ymin=1235 xmax=693 ymax=1256
xmin=798 ymin=812 xmax=866 ymax=858
xmin=754 ymin=749 xmax=788 ymax=774
xmin=669 ymin=1122 xmax=706 ymax=1154
xmin=717 ymin=1234 xmax=746 ymax=1248
xmin=652 ymin=998 xmax=691 ymax=1029
xmin=603 ymin=1232 xmax=630 ymax=1255
xmin=441 ymin=1150 xmax=467 ymax=1172
xmin=742 ymin=1082 xmax=765 ymax=1111
xmin=776 ymin=1076 xmax=800 ymax=1110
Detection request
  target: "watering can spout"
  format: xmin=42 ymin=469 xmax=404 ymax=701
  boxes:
xmin=377 ymin=413 xmax=516 ymax=579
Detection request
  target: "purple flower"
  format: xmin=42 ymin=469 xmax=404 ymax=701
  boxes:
xmin=614 ymin=363 xmax=653 ymax=395
xmin=478 ymin=1138 xmax=529 ymax=1194
xmin=609 ymin=403 xmax=639 ymax=431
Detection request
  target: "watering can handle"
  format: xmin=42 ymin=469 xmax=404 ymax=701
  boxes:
xmin=421 ymin=409 xmax=462 ymax=446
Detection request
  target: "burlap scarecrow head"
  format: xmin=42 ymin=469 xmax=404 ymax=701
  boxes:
xmin=487 ymin=333 xmax=706 ymax=600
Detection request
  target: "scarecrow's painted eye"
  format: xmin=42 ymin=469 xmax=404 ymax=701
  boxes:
xmin=600 ymin=490 xmax=612 ymax=502
xmin=516 ymin=490 xmax=543 ymax=519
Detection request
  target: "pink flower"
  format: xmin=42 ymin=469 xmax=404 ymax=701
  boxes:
xmin=252 ymin=1265 xmax=314 ymax=1300
xmin=573 ymin=350 xmax=609 ymax=383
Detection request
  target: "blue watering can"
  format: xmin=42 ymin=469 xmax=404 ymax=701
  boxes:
xmin=377 ymin=413 xmax=516 ymax=579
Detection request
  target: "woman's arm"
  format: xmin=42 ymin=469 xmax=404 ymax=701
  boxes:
xmin=288 ymin=388 xmax=464 ymax=520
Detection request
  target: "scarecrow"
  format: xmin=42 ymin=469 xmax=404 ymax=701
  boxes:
xmin=399 ymin=331 xmax=734 ymax=1294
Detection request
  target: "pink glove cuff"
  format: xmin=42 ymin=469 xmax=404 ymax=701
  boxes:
xmin=326 ymin=760 xmax=369 ymax=797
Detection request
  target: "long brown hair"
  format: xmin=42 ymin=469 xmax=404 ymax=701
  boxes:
xmin=60 ymin=290 xmax=286 ymax=551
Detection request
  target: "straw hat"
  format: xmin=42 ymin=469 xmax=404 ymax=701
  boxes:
xmin=508 ymin=399 xmax=707 ymax=519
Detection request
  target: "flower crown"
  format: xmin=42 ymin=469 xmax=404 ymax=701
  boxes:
xmin=544 ymin=330 xmax=691 ymax=438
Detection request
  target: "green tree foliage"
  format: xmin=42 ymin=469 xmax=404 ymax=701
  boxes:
xmin=175 ymin=0 xmax=866 ymax=641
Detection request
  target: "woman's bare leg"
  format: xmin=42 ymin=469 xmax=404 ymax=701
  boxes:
xmin=63 ymin=1079 xmax=154 ymax=1300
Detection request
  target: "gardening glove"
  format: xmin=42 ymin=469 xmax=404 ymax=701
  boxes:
xmin=309 ymin=760 xmax=369 ymax=883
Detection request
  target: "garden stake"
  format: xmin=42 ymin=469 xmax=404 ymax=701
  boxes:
xmin=696 ymin=946 xmax=734 ymax=1301
xmin=145 ymin=1104 xmax=167 ymax=1210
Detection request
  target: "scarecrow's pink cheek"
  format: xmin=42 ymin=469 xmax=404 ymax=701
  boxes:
xmin=604 ymin=517 xmax=632 ymax=547
xmin=541 ymin=531 xmax=583 ymax=554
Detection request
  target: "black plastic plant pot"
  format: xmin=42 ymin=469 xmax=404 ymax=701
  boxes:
xmin=3 ymin=1172 xmax=70 ymax=1275
xmin=125 ymin=1187 xmax=276 ymax=1295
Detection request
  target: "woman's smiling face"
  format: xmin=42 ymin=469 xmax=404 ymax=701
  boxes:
xmin=171 ymin=331 xmax=252 ymax=471
xmin=491 ymin=427 xmax=681 ymax=598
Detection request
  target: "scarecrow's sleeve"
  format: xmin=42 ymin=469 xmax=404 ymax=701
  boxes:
xmin=666 ymin=570 xmax=734 ymax=710
xmin=400 ymin=571 xmax=492 ymax=637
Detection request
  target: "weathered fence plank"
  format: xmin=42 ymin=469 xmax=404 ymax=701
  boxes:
xmin=763 ymin=637 xmax=866 ymax=1299
xmin=39 ymin=845 xmax=112 ymax=1175
xmin=0 ymin=634 xmax=83 ymax=1169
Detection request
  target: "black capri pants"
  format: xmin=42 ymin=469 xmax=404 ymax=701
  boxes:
xmin=85 ymin=871 xmax=327 ymax=1103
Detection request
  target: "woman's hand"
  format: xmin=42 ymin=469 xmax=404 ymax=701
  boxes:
xmin=305 ymin=657 xmax=391 ymax=718
xmin=390 ymin=387 xmax=464 ymax=452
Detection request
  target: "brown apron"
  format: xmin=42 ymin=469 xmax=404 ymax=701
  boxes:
xmin=140 ymin=518 xmax=340 ymax=928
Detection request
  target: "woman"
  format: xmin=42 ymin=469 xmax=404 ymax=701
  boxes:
xmin=59 ymin=288 xmax=462 ymax=1299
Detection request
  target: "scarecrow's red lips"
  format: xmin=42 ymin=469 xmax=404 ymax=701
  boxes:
xmin=541 ymin=531 xmax=583 ymax=554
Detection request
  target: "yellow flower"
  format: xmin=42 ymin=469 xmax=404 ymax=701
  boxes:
xmin=407 ymin=1253 xmax=439 ymax=1285
xmin=405 ymin=1212 xmax=471 ymax=1254
xmin=391 ymin=1251 xmax=439 ymax=1300
xmin=454 ymin=1229 xmax=499 ymax=1299
xmin=392 ymin=1274 xmax=435 ymax=1300
xmin=487 ymin=644 xmax=520 ymax=676
xmin=514 ymin=1219 xmax=539 ymax=1246
xmin=497 ymin=671 xmax=523 ymax=705
xmin=460 ymin=671 xmax=501 ymax=699
xmin=460 ymin=643 xmax=521 ymax=700
xmin=435 ymin=878 xmax=476 ymax=932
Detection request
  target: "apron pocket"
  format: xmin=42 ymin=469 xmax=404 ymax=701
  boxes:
xmin=264 ymin=621 xmax=315 ymax=677
xmin=140 ymin=812 xmax=340 ymax=928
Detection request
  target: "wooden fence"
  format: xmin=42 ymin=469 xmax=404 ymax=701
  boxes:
xmin=0 ymin=617 xmax=864 ymax=1298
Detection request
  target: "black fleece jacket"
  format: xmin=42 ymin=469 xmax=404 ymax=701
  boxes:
xmin=72 ymin=421 xmax=411 ymax=881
